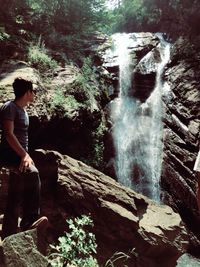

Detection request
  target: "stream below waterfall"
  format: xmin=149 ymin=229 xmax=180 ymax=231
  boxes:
xmin=105 ymin=32 xmax=170 ymax=201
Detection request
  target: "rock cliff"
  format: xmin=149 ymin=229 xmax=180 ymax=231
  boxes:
xmin=99 ymin=34 xmax=200 ymax=254
xmin=161 ymin=37 xmax=200 ymax=254
xmin=0 ymin=33 xmax=199 ymax=264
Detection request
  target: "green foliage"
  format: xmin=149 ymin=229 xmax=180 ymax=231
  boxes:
xmin=0 ymin=0 xmax=109 ymax=63
xmin=49 ymin=215 xmax=98 ymax=267
xmin=50 ymin=0 xmax=107 ymax=35
xmin=79 ymin=57 xmax=101 ymax=98
xmin=28 ymin=38 xmax=58 ymax=73
xmin=64 ymin=57 xmax=100 ymax=103
xmin=32 ymin=0 xmax=108 ymax=37
xmin=109 ymin=0 xmax=200 ymax=38
xmin=85 ymin=121 xmax=107 ymax=170
xmin=65 ymin=57 xmax=108 ymax=169
xmin=0 ymin=0 xmax=200 ymax=59
xmin=105 ymin=249 xmax=137 ymax=267
xmin=110 ymin=0 xmax=147 ymax=32
xmin=49 ymin=58 xmax=99 ymax=115
xmin=0 ymin=27 xmax=10 ymax=41
xmin=50 ymin=86 xmax=83 ymax=119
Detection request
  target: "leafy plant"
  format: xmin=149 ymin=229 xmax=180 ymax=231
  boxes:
xmin=50 ymin=85 xmax=85 ymax=119
xmin=86 ymin=121 xmax=107 ymax=170
xmin=28 ymin=37 xmax=58 ymax=73
xmin=48 ymin=215 xmax=98 ymax=267
xmin=69 ymin=57 xmax=100 ymax=100
xmin=50 ymin=57 xmax=100 ymax=117
xmin=105 ymin=249 xmax=137 ymax=267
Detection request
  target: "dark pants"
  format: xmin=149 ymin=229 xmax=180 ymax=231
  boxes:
xmin=1 ymin=164 xmax=41 ymax=239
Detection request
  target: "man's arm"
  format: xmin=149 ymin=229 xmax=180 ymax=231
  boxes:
xmin=3 ymin=120 xmax=34 ymax=172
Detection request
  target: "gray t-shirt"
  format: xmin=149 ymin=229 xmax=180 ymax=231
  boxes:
xmin=0 ymin=100 xmax=29 ymax=151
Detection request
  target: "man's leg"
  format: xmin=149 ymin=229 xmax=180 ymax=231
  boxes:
xmin=2 ymin=171 xmax=22 ymax=239
xmin=20 ymin=164 xmax=41 ymax=230
xmin=197 ymin=172 xmax=200 ymax=212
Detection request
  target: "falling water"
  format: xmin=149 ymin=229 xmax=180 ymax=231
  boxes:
xmin=110 ymin=33 xmax=170 ymax=201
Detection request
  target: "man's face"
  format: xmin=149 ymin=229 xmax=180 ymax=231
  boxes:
xmin=27 ymin=88 xmax=36 ymax=103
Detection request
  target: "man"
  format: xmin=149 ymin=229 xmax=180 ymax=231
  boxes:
xmin=194 ymin=149 xmax=200 ymax=212
xmin=0 ymin=77 xmax=47 ymax=239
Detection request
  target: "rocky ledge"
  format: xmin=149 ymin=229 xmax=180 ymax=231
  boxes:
xmin=0 ymin=149 xmax=188 ymax=267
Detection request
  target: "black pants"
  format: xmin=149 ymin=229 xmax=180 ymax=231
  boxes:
xmin=1 ymin=164 xmax=41 ymax=239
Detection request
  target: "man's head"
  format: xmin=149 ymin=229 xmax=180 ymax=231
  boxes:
xmin=13 ymin=78 xmax=33 ymax=99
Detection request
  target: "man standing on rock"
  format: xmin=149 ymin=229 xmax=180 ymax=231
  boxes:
xmin=0 ymin=77 xmax=47 ymax=239
xmin=194 ymin=151 xmax=200 ymax=212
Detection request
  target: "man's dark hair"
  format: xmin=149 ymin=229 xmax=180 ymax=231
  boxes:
xmin=13 ymin=78 xmax=33 ymax=98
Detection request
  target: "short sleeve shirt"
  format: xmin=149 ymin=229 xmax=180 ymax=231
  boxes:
xmin=0 ymin=101 xmax=29 ymax=151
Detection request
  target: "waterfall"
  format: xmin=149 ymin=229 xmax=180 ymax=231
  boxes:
xmin=144 ymin=34 xmax=171 ymax=200
xmin=109 ymin=33 xmax=170 ymax=201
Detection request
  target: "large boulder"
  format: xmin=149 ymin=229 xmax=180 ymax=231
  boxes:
xmin=1 ymin=229 xmax=49 ymax=267
xmin=31 ymin=149 xmax=189 ymax=267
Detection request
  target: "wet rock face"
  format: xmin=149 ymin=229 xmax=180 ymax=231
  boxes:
xmin=101 ymin=33 xmax=163 ymax=176
xmin=101 ymin=33 xmax=160 ymax=96
xmin=132 ymin=45 xmax=161 ymax=102
xmin=131 ymin=72 xmax=156 ymax=102
xmin=101 ymin=33 xmax=160 ymax=101
xmin=161 ymin=37 xmax=200 ymax=251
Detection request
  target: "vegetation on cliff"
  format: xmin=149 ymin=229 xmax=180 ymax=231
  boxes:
xmin=0 ymin=0 xmax=108 ymax=63
xmin=0 ymin=0 xmax=199 ymax=169
xmin=0 ymin=0 xmax=200 ymax=64
xmin=109 ymin=0 xmax=200 ymax=39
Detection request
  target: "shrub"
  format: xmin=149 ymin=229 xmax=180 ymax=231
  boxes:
xmin=84 ymin=121 xmax=107 ymax=170
xmin=28 ymin=37 xmax=58 ymax=73
xmin=65 ymin=57 xmax=100 ymax=101
xmin=48 ymin=215 xmax=98 ymax=267
xmin=50 ymin=86 xmax=84 ymax=119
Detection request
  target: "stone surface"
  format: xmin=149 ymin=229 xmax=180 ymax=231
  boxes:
xmin=177 ymin=253 xmax=200 ymax=267
xmin=0 ymin=148 xmax=189 ymax=267
xmin=50 ymin=65 xmax=79 ymax=87
xmin=1 ymin=230 xmax=49 ymax=267
xmin=32 ymin=149 xmax=189 ymax=267
xmin=0 ymin=60 xmax=49 ymax=123
xmin=161 ymin=37 xmax=200 ymax=253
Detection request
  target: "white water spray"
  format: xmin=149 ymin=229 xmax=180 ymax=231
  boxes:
xmin=110 ymin=33 xmax=170 ymax=201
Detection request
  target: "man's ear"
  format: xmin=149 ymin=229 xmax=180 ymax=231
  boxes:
xmin=26 ymin=91 xmax=31 ymax=96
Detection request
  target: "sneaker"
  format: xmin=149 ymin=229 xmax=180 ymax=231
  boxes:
xmin=29 ymin=216 xmax=48 ymax=231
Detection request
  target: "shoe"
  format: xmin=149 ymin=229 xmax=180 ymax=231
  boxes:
xmin=29 ymin=216 xmax=48 ymax=231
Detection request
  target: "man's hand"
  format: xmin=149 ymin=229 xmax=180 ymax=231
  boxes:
xmin=19 ymin=153 xmax=34 ymax=172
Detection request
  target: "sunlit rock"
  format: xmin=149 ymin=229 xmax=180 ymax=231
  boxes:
xmin=32 ymin=149 xmax=189 ymax=267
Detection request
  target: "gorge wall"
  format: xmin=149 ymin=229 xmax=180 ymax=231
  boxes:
xmin=0 ymin=32 xmax=200 ymax=257
xmin=161 ymin=37 xmax=200 ymax=253
xmin=99 ymin=33 xmax=200 ymax=253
